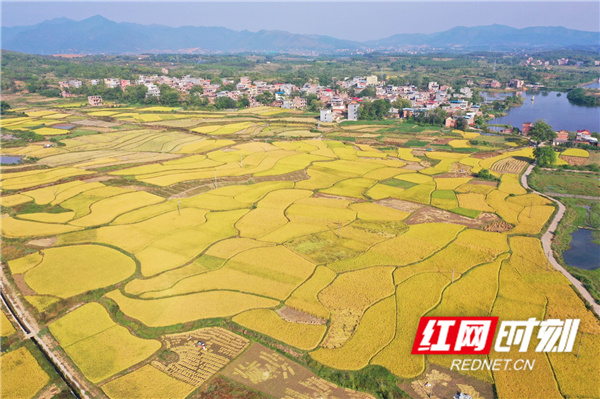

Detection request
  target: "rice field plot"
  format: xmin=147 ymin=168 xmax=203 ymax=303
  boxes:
xmin=0 ymin=346 xmax=50 ymax=399
xmin=33 ymin=127 xmax=71 ymax=136
xmin=141 ymin=245 xmax=316 ymax=301
xmin=192 ymin=122 xmax=253 ymax=136
xmin=22 ymin=244 xmax=136 ymax=298
xmin=372 ymin=273 xmax=449 ymax=378
xmin=222 ymin=343 xmax=373 ymax=399
xmin=106 ymin=290 xmax=279 ymax=327
xmin=0 ymin=167 xmax=94 ymax=190
xmin=69 ymin=191 xmax=164 ymax=227
xmin=285 ymin=266 xmax=336 ymax=319
xmin=561 ymin=148 xmax=589 ymax=158
xmin=319 ymin=177 xmax=376 ymax=199
xmin=150 ymin=327 xmax=249 ymax=388
xmin=1 ymin=216 xmax=83 ymax=238
xmin=1 ymin=310 xmax=16 ymax=337
xmin=431 ymin=190 xmax=459 ymax=210
xmin=329 ymin=222 xmax=464 ymax=273
xmin=101 ymin=365 xmax=196 ymax=399
xmin=491 ymin=157 xmax=529 ymax=174
xmin=49 ymin=303 xmax=161 ymax=383
xmin=234 ymin=309 xmax=326 ymax=350
xmin=310 ymin=295 xmax=396 ymax=370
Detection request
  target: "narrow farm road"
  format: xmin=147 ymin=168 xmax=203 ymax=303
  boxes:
xmin=521 ymin=163 xmax=600 ymax=316
xmin=0 ymin=275 xmax=95 ymax=398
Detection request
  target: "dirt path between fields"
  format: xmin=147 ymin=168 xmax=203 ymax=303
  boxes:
xmin=522 ymin=163 xmax=600 ymax=316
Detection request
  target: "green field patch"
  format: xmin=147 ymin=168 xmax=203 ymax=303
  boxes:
xmin=381 ymin=179 xmax=417 ymax=189
xmin=450 ymin=207 xmax=482 ymax=218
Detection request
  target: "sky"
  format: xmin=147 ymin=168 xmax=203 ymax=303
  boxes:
xmin=2 ymin=1 xmax=599 ymax=41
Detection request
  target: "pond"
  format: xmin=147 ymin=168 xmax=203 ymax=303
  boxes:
xmin=563 ymin=229 xmax=600 ymax=270
xmin=0 ymin=156 xmax=22 ymax=164
xmin=485 ymin=90 xmax=600 ymax=132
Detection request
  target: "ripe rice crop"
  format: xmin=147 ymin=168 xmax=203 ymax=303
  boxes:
xmin=349 ymin=202 xmax=410 ymax=221
xmin=448 ymin=139 xmax=471 ymax=148
xmin=7 ymin=252 xmax=43 ymax=274
xmin=20 ymin=212 xmax=75 ymax=223
xmin=0 ymin=167 xmax=94 ymax=190
xmin=69 ymin=191 xmax=164 ymax=227
xmin=394 ymin=173 xmax=433 ymax=184
xmin=498 ymin=173 xmax=527 ymax=195
xmin=457 ymin=193 xmax=494 ymax=212
xmin=24 ymin=244 xmax=136 ymax=298
xmin=50 ymin=303 xmax=160 ymax=383
xmin=0 ymin=347 xmax=50 ymax=399
xmin=320 ymin=177 xmax=376 ymax=199
xmin=319 ymin=266 xmax=395 ymax=312
xmin=431 ymin=190 xmax=459 ymax=210
xmin=372 ymin=273 xmax=449 ymax=378
xmin=434 ymin=177 xmax=472 ymax=190
xmin=25 ymin=295 xmax=61 ymax=313
xmin=205 ymin=237 xmax=274 ymax=259
xmin=33 ymin=127 xmax=70 ymax=136
xmin=285 ymin=266 xmax=336 ymax=319
xmin=491 ymin=157 xmax=529 ymax=174
xmin=511 ymin=205 xmax=555 ymax=235
xmin=365 ymin=183 xmax=406 ymax=200
xmin=1 ymin=216 xmax=82 ymax=238
xmin=102 ymin=365 xmax=196 ymax=399
xmin=106 ymin=290 xmax=279 ymax=327
xmin=397 ymin=148 xmax=422 ymax=162
xmin=0 ymin=194 xmax=33 ymax=207
xmin=21 ymin=180 xmax=88 ymax=205
xmin=561 ymin=148 xmax=589 ymax=158
xmin=233 ymin=309 xmax=326 ymax=350
xmin=1 ymin=311 xmax=15 ymax=337
xmin=310 ymin=296 xmax=396 ymax=370
xmin=236 ymin=208 xmax=288 ymax=238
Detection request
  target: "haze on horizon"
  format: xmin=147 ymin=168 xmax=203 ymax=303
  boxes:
xmin=2 ymin=1 xmax=599 ymax=41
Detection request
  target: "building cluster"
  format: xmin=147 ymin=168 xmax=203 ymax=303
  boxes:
xmin=71 ymin=72 xmax=490 ymax=124
xmin=551 ymin=128 xmax=598 ymax=146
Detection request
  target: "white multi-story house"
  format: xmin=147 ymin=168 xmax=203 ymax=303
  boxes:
xmin=347 ymin=103 xmax=360 ymax=121
xmin=320 ymin=109 xmax=333 ymax=123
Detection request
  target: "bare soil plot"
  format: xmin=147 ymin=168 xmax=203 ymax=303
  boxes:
xmin=276 ymin=306 xmax=327 ymax=325
xmin=405 ymin=206 xmax=511 ymax=231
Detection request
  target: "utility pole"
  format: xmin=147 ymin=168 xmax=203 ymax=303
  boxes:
xmin=576 ymin=333 xmax=584 ymax=358
xmin=177 ymin=200 xmax=181 ymax=216
xmin=240 ymin=154 xmax=243 ymax=168
xmin=214 ymin=171 xmax=217 ymax=188
xmin=452 ymin=268 xmax=455 ymax=283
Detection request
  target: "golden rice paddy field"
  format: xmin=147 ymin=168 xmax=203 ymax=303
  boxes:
xmin=1 ymin=104 xmax=598 ymax=399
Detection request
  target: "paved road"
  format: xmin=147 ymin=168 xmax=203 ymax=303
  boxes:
xmin=522 ymin=164 xmax=600 ymax=316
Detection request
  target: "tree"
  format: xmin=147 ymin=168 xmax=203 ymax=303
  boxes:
xmin=357 ymin=87 xmax=376 ymax=98
xmin=529 ymin=120 xmax=556 ymax=143
xmin=392 ymin=98 xmax=411 ymax=110
xmin=214 ymin=96 xmax=237 ymax=110
xmin=533 ymin=146 xmax=557 ymax=167
xmin=455 ymin=117 xmax=468 ymax=131
xmin=1 ymin=101 xmax=11 ymax=114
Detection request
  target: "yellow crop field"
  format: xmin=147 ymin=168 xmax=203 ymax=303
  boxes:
xmin=33 ymin=127 xmax=70 ymax=135
xmin=106 ymin=290 xmax=279 ymax=327
xmin=498 ymin=173 xmax=527 ymax=195
xmin=313 ymin=159 xmax=383 ymax=175
xmin=0 ymin=193 xmax=33 ymax=207
xmin=434 ymin=177 xmax=472 ymax=190
xmin=233 ymin=309 xmax=326 ymax=350
xmin=349 ymin=202 xmax=410 ymax=221
xmin=511 ymin=205 xmax=555 ymax=235
xmin=372 ymin=273 xmax=449 ymax=377
xmin=49 ymin=303 xmax=160 ymax=383
xmin=296 ymin=167 xmax=355 ymax=190
xmin=310 ymin=295 xmax=396 ymax=370
xmin=102 ymin=365 xmax=196 ymax=399
xmin=20 ymin=211 xmax=75 ymax=223
xmin=205 ymin=237 xmax=273 ymax=259
xmin=397 ymin=148 xmax=421 ymax=162
xmin=0 ymin=347 xmax=50 ymax=399
xmin=448 ymin=139 xmax=471 ymax=148
xmin=1 ymin=311 xmax=15 ymax=337
xmin=285 ymin=266 xmax=336 ymax=319
xmin=320 ymin=177 xmax=376 ymax=199
xmin=1 ymin=216 xmax=82 ymax=238
xmin=24 ymin=245 xmax=136 ymax=298
xmin=192 ymin=122 xmax=252 ymax=135
xmin=394 ymin=173 xmax=433 ymax=184
xmin=20 ymin=180 xmax=87 ymax=205
xmin=561 ymin=148 xmax=589 ymax=157
xmin=8 ymin=252 xmax=42 ymax=274
xmin=457 ymin=192 xmax=494 ymax=212
xmin=0 ymin=167 xmax=94 ymax=190
xmin=255 ymin=153 xmax=328 ymax=177
xmin=236 ymin=207 xmax=288 ymax=237
xmin=69 ymin=191 xmax=164 ymax=227
xmin=25 ymin=295 xmax=61 ymax=312
xmin=390 ymin=182 xmax=435 ymax=204
xmin=330 ymin=223 xmax=463 ymax=272
xmin=365 ymin=183 xmax=406 ymax=200
xmin=319 ymin=266 xmax=395 ymax=311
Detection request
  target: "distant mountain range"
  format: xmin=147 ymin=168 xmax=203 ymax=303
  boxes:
xmin=2 ymin=16 xmax=599 ymax=54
